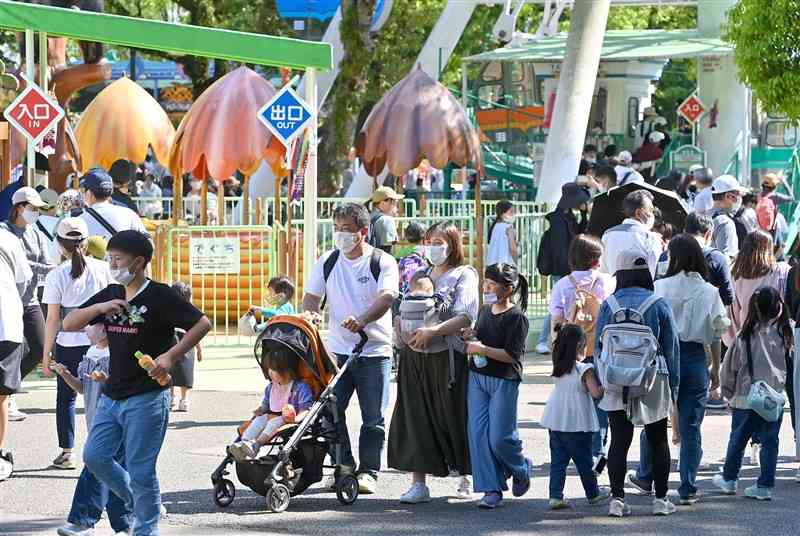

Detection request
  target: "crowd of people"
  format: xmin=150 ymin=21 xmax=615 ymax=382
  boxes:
xmin=0 ymin=151 xmax=799 ymax=535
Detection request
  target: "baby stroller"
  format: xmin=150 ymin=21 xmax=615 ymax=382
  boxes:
xmin=210 ymin=315 xmax=368 ymax=513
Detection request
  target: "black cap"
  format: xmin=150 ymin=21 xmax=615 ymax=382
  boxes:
xmin=80 ymin=167 xmax=114 ymax=196
xmin=557 ymin=182 xmax=591 ymax=210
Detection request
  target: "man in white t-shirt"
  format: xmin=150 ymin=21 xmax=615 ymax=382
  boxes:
xmin=78 ymin=168 xmax=147 ymax=240
xmin=0 ymin=227 xmax=33 ymax=482
xmin=303 ymin=203 xmax=399 ymax=495
xmin=601 ymin=189 xmax=663 ymax=277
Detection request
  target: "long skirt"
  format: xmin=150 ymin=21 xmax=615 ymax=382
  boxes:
xmin=387 ymin=347 xmax=470 ymax=477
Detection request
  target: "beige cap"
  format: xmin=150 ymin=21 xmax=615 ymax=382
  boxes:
xmin=39 ymin=188 xmax=58 ymax=208
xmin=371 ymin=186 xmax=404 ymax=204
xmin=616 ymin=248 xmax=651 ymax=273
xmin=56 ymin=217 xmax=89 ymax=240
xmin=11 ymin=186 xmax=47 ymax=208
xmin=762 ymin=173 xmax=780 ymax=188
xmin=86 ymin=235 xmax=108 ymax=260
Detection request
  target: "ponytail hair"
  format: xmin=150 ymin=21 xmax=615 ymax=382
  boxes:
xmin=58 ymin=236 xmax=87 ymax=279
xmin=551 ymin=324 xmax=586 ymax=377
xmin=488 ymin=199 xmax=514 ymax=243
xmin=485 ymin=262 xmax=528 ymax=312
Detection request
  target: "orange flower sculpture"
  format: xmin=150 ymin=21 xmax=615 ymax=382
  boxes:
xmin=76 ymin=77 xmax=175 ymax=171
xmin=169 ymin=66 xmax=286 ymax=180
xmin=355 ymin=66 xmax=482 ymax=177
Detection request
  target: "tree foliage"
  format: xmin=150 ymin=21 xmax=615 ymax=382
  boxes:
xmin=725 ymin=0 xmax=800 ymax=121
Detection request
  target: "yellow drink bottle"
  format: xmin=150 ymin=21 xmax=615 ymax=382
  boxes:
xmin=134 ymin=351 xmax=171 ymax=386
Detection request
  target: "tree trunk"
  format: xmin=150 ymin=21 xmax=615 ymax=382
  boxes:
xmin=537 ymin=0 xmax=611 ymax=205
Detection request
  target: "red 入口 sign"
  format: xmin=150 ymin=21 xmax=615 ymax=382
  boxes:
xmin=678 ymin=95 xmax=706 ymax=125
xmin=3 ymin=81 xmax=65 ymax=145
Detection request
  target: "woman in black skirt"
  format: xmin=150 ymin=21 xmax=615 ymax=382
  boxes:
xmin=170 ymin=282 xmax=202 ymax=412
xmin=388 ymin=221 xmax=480 ymax=504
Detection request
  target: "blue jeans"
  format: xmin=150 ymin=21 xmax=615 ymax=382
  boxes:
xmin=537 ymin=276 xmax=562 ymax=347
xmin=637 ymin=342 xmax=708 ymax=498
xmin=467 ymin=371 xmax=527 ymax=493
xmin=332 ymin=354 xmax=391 ymax=478
xmin=585 ymin=357 xmax=608 ymax=459
xmin=68 ymin=458 xmax=131 ymax=532
xmin=55 ymin=344 xmax=89 ymax=449
xmin=548 ymin=431 xmax=600 ymax=500
xmin=83 ymin=389 xmax=170 ymax=536
xmin=723 ymin=408 xmax=783 ymax=489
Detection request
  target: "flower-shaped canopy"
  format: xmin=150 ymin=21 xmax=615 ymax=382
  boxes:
xmin=355 ymin=67 xmax=482 ymax=177
xmin=168 ymin=66 xmax=285 ymax=180
xmin=75 ymin=77 xmax=175 ymax=171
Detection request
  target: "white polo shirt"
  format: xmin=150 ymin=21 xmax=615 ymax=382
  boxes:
xmin=0 ymin=229 xmax=33 ymax=343
xmin=305 ymin=246 xmax=399 ymax=357
xmin=80 ymin=200 xmax=146 ymax=239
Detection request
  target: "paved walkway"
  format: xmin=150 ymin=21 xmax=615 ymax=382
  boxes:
xmin=2 ymin=347 xmax=798 ymax=535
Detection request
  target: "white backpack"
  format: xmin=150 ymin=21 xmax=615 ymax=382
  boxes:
xmin=599 ymin=294 xmax=661 ymax=402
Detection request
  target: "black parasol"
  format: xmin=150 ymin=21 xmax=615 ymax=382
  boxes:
xmin=588 ymin=182 xmax=688 ymax=237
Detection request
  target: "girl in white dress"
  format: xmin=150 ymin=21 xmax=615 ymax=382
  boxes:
xmin=540 ymin=324 xmax=609 ymax=510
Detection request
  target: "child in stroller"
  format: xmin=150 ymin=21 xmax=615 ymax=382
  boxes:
xmin=228 ymin=349 xmax=313 ymax=462
xmin=211 ymin=315 xmax=368 ymax=513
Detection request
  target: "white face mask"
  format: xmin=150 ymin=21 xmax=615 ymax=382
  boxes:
xmin=21 ymin=208 xmax=39 ymax=224
xmin=644 ymin=213 xmax=655 ymax=230
xmin=427 ymin=244 xmax=449 ymax=266
xmin=334 ymin=231 xmax=360 ymax=254
xmin=483 ymin=292 xmax=498 ymax=305
xmin=111 ymin=264 xmax=136 ymax=286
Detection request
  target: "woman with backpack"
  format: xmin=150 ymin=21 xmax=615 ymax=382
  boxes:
xmin=549 ymin=234 xmax=615 ymax=466
xmin=632 ymin=235 xmax=728 ymax=505
xmin=486 ymin=200 xmax=518 ymax=267
xmin=388 ymin=221 xmax=480 ymax=504
xmin=594 ymin=248 xmax=680 ymax=518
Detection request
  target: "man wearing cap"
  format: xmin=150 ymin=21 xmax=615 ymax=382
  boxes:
xmin=534 ymin=182 xmax=590 ymax=354
xmin=0 ymin=223 xmax=33 ymax=481
xmin=79 ymin=167 xmax=146 ymax=241
xmin=601 ymin=190 xmax=663 ymax=278
xmin=614 ymin=151 xmax=645 ymax=187
xmin=368 ymin=186 xmax=404 ymax=254
xmin=709 ymin=175 xmax=746 ymax=259
xmin=1 ymin=187 xmax=55 ymax=422
xmin=109 ymin=159 xmax=141 ymax=214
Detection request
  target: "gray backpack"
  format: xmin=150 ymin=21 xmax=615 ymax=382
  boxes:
xmin=599 ymin=294 xmax=661 ymax=403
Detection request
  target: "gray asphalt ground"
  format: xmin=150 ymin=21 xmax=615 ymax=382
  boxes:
xmin=1 ymin=346 xmax=798 ymax=536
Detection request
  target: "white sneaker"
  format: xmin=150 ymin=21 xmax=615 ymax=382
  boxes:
xmin=160 ymin=503 xmax=167 ymax=518
xmin=652 ymin=497 xmax=676 ymax=516
xmin=750 ymin=443 xmax=760 ymax=465
xmin=456 ymin=475 xmax=473 ymax=499
xmin=177 ymin=399 xmax=189 ymax=412
xmin=0 ymin=456 xmax=12 ymax=482
xmin=56 ymin=523 xmax=95 ymax=536
xmin=357 ymin=473 xmax=377 ymax=494
xmin=535 ymin=342 xmax=550 ymax=355
xmin=228 ymin=440 xmax=257 ymax=461
xmin=400 ymin=482 xmax=432 ymax=504
xmin=608 ymin=498 xmax=630 ymax=517
xmin=7 ymin=397 xmax=26 ymax=421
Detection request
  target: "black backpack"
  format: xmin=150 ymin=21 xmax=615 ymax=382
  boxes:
xmin=366 ymin=213 xmax=384 ymax=248
xmin=536 ymin=224 xmax=555 ymax=276
xmin=320 ymin=248 xmax=382 ymax=310
xmin=726 ymin=209 xmax=748 ymax=248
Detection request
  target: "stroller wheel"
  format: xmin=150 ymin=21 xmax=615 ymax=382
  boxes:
xmin=213 ymin=479 xmax=236 ymax=508
xmin=266 ymin=483 xmax=291 ymax=513
xmin=336 ymin=474 xmax=359 ymax=505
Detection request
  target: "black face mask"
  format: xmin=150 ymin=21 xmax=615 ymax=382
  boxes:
xmin=688 ymin=184 xmax=697 ymax=193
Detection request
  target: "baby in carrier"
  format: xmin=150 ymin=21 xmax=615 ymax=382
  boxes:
xmin=398 ymin=272 xmax=452 ymax=348
xmin=229 ymin=348 xmax=314 ymax=462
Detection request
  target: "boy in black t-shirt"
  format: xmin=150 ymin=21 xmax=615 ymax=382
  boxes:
xmin=63 ymin=230 xmax=211 ymax=535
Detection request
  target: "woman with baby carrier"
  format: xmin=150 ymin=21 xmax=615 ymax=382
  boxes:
xmin=388 ymin=221 xmax=480 ymax=504
xmin=594 ymin=248 xmax=680 ymax=518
